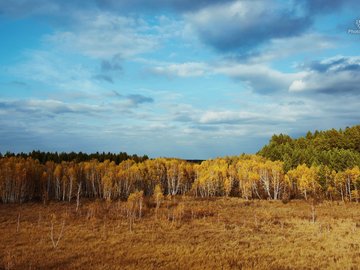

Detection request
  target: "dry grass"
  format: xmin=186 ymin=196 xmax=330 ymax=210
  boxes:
xmin=1 ymin=198 xmax=360 ymax=269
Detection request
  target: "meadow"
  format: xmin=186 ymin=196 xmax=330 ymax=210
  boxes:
xmin=1 ymin=197 xmax=360 ymax=269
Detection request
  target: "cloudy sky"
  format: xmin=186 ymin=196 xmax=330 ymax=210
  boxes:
xmin=0 ymin=0 xmax=359 ymax=158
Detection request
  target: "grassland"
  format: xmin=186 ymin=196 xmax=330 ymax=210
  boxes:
xmin=1 ymin=198 xmax=360 ymax=269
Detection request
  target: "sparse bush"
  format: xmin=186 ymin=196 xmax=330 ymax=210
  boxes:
xmin=49 ymin=214 xmax=65 ymax=249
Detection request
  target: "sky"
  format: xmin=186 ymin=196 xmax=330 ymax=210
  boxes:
xmin=0 ymin=0 xmax=359 ymax=159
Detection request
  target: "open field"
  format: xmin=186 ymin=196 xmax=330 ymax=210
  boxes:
xmin=1 ymin=198 xmax=360 ymax=269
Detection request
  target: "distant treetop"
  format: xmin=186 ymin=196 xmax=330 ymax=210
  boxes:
xmin=258 ymin=125 xmax=360 ymax=172
xmin=0 ymin=150 xmax=149 ymax=165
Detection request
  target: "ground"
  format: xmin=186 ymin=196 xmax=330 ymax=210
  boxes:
xmin=1 ymin=197 xmax=360 ymax=269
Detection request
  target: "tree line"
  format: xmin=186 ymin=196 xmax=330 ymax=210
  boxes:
xmin=1 ymin=125 xmax=359 ymax=203
xmin=0 ymin=151 xmax=149 ymax=164
xmin=258 ymin=125 xmax=360 ymax=172
xmin=0 ymin=155 xmax=359 ymax=203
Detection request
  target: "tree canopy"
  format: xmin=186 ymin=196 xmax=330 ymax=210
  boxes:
xmin=258 ymin=125 xmax=360 ymax=172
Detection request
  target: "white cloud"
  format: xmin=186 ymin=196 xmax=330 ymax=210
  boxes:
xmin=0 ymin=99 xmax=103 ymax=116
xmin=185 ymin=0 xmax=310 ymax=52
xmin=289 ymin=56 xmax=360 ymax=94
xmin=215 ymin=62 xmax=303 ymax=94
xmin=289 ymin=79 xmax=307 ymax=92
xmin=150 ymin=62 xmax=209 ymax=77
xmin=149 ymin=60 xmax=303 ymax=94
xmin=198 ymin=110 xmax=260 ymax=124
xmin=46 ymin=12 xmax=159 ymax=59
xmin=9 ymin=50 xmax=100 ymax=94
xmin=244 ymin=33 xmax=337 ymax=64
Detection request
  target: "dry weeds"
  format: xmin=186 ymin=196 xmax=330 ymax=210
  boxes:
xmin=1 ymin=198 xmax=360 ymax=269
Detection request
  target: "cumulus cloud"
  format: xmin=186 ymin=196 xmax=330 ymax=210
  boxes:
xmin=3 ymin=0 xmax=356 ymax=18
xmin=170 ymin=93 xmax=360 ymax=145
xmin=0 ymin=0 xmax=66 ymax=17
xmin=9 ymin=50 xmax=96 ymax=91
xmin=46 ymin=12 xmax=159 ymax=59
xmin=0 ymin=99 xmax=103 ymax=116
xmin=175 ymin=100 xmax=311 ymax=126
xmin=149 ymin=60 xmax=302 ymax=94
xmin=235 ymin=33 xmax=336 ymax=64
xmin=1 ymin=0 xmax=356 ymax=57
xmin=0 ymin=94 xmax=154 ymax=122
xmin=304 ymin=0 xmax=360 ymax=15
xmin=198 ymin=111 xmax=261 ymax=125
xmin=149 ymin=56 xmax=360 ymax=96
xmin=289 ymin=56 xmax=360 ymax=95
xmin=169 ymin=99 xmax=319 ymax=140
xmin=150 ymin=62 xmax=209 ymax=77
xmin=185 ymin=0 xmax=311 ymax=52
xmin=214 ymin=62 xmax=302 ymax=94
xmin=182 ymin=0 xmax=359 ymax=53
xmin=95 ymin=0 xmax=235 ymax=13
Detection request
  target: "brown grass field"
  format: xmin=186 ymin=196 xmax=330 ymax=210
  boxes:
xmin=1 ymin=198 xmax=360 ymax=269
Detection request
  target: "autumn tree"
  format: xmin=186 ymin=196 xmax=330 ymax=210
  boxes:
xmin=126 ymin=191 xmax=144 ymax=231
xmin=153 ymin=184 xmax=164 ymax=217
xmin=287 ymin=164 xmax=320 ymax=200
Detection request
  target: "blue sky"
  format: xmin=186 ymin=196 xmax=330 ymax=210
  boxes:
xmin=0 ymin=0 xmax=359 ymax=159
